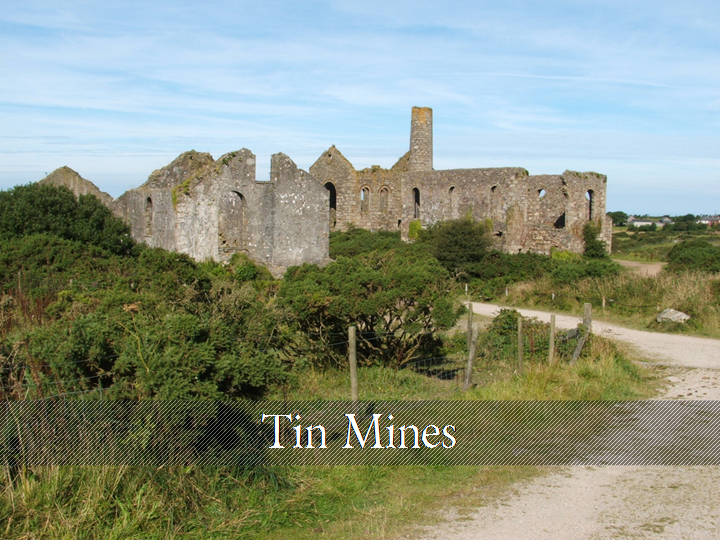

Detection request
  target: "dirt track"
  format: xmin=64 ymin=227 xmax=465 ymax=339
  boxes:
xmin=615 ymin=259 xmax=667 ymax=277
xmin=416 ymin=303 xmax=720 ymax=540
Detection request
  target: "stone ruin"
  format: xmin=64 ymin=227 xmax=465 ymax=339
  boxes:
xmin=40 ymin=107 xmax=611 ymax=275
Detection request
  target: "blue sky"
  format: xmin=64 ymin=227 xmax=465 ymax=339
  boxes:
xmin=1 ymin=0 xmax=719 ymax=214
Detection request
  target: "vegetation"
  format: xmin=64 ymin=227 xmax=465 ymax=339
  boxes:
xmin=666 ymin=239 xmax=720 ymax=274
xmin=280 ymin=249 xmax=459 ymax=369
xmin=0 ymin=183 xmax=135 ymax=256
xmin=607 ymin=211 xmax=628 ymax=226
xmin=416 ymin=218 xmax=491 ymax=276
xmin=329 ymin=227 xmax=405 ymax=259
xmin=583 ymin=222 xmax=608 ymax=259
xmin=504 ymin=270 xmax=720 ymax=337
xmin=1 ymin=307 xmax=653 ymax=539
xmin=611 ymin=215 xmax=719 ymax=262
xmin=0 ymin=185 xmax=663 ymax=538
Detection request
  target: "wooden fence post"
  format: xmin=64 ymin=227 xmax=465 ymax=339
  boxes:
xmin=463 ymin=324 xmax=480 ymax=391
xmin=583 ymin=303 xmax=592 ymax=333
xmin=466 ymin=303 xmax=474 ymax=352
xmin=548 ymin=314 xmax=556 ymax=365
xmin=517 ymin=316 xmax=524 ymax=376
xmin=349 ymin=326 xmax=358 ymax=402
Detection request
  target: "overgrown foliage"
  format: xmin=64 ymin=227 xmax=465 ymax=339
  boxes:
xmin=0 ymin=239 xmax=289 ymax=399
xmin=583 ymin=222 xmax=608 ymax=259
xmin=416 ymin=218 xmax=492 ymax=277
xmin=280 ymin=250 xmax=460 ymax=368
xmin=0 ymin=183 xmax=135 ymax=256
xmin=329 ymin=226 xmax=405 ymax=258
xmin=666 ymin=239 xmax=720 ymax=273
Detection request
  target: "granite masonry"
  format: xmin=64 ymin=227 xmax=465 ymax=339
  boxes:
xmin=40 ymin=107 xmax=611 ymax=274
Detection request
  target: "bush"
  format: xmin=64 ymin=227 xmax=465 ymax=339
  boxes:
xmin=0 ymin=234 xmax=290 ymax=399
xmin=329 ymin=227 xmax=405 ymax=258
xmin=0 ymin=183 xmax=135 ymax=256
xmin=416 ymin=218 xmax=492 ymax=279
xmin=583 ymin=222 xmax=608 ymax=259
xmin=667 ymin=239 xmax=720 ymax=273
xmin=279 ymin=250 xmax=460 ymax=368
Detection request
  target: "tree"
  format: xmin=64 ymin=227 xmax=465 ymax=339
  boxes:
xmin=607 ymin=211 xmax=628 ymax=226
xmin=416 ymin=218 xmax=492 ymax=279
xmin=279 ymin=250 xmax=460 ymax=368
xmin=0 ymin=183 xmax=135 ymax=256
xmin=583 ymin=223 xmax=608 ymax=259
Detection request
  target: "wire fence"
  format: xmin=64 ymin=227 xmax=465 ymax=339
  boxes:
xmin=1 ymin=271 xmax=595 ymax=402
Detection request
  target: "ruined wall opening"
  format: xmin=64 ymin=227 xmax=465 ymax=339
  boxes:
xmin=448 ymin=186 xmax=457 ymax=219
xmin=360 ymin=187 xmax=370 ymax=213
xmin=412 ymin=188 xmax=420 ymax=219
xmin=554 ymin=212 xmax=566 ymax=229
xmin=379 ymin=187 xmax=389 ymax=212
xmin=538 ymin=189 xmax=546 ymax=198
xmin=586 ymin=190 xmax=594 ymax=220
xmin=144 ymin=197 xmax=153 ymax=237
xmin=218 ymin=191 xmax=247 ymax=256
xmin=324 ymin=182 xmax=337 ymax=228
xmin=490 ymin=185 xmax=498 ymax=219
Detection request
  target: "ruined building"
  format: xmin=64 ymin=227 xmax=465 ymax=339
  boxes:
xmin=41 ymin=107 xmax=611 ymax=274
xmin=311 ymin=107 xmax=611 ymax=254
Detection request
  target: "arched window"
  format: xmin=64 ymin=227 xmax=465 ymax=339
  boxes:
xmin=448 ymin=186 xmax=457 ymax=219
xmin=538 ymin=189 xmax=546 ymax=199
xmin=379 ymin=187 xmax=389 ymax=212
xmin=489 ymin=185 xmax=498 ymax=218
xmin=144 ymin=197 xmax=153 ymax=238
xmin=412 ymin=188 xmax=420 ymax=219
xmin=324 ymin=182 xmax=337 ymax=228
xmin=218 ymin=191 xmax=247 ymax=256
xmin=360 ymin=187 xmax=370 ymax=212
xmin=586 ymin=190 xmax=594 ymax=220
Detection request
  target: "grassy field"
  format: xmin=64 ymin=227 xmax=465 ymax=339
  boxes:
xmin=503 ymin=269 xmax=720 ymax=338
xmin=611 ymin=226 xmax=720 ymax=262
xmin=0 ymin=324 xmax=658 ymax=540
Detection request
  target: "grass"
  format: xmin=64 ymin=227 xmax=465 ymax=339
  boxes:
xmin=612 ymin=227 xmax=720 ymax=262
xmin=503 ymin=270 xmax=720 ymax=338
xmin=0 ymin=320 xmax=659 ymax=539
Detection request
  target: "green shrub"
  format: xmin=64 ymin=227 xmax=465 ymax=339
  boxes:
xmin=408 ymin=219 xmax=422 ymax=239
xmin=583 ymin=222 xmax=608 ymax=259
xmin=667 ymin=239 xmax=720 ymax=273
xmin=416 ymin=218 xmax=491 ymax=278
xmin=329 ymin=226 xmax=405 ymax=258
xmin=279 ymin=250 xmax=460 ymax=368
xmin=0 ymin=183 xmax=135 ymax=256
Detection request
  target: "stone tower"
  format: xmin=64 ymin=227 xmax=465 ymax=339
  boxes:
xmin=409 ymin=106 xmax=433 ymax=171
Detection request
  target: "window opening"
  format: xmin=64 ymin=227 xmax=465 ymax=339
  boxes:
xmin=324 ymin=182 xmax=337 ymax=228
xmin=379 ymin=187 xmax=389 ymax=212
xmin=360 ymin=187 xmax=370 ymax=212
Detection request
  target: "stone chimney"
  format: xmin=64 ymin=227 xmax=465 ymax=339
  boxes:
xmin=409 ymin=106 xmax=433 ymax=172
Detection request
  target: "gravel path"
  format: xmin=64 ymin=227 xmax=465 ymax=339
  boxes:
xmin=415 ymin=303 xmax=720 ymax=540
xmin=469 ymin=302 xmax=720 ymax=370
xmin=615 ymin=260 xmax=667 ymax=277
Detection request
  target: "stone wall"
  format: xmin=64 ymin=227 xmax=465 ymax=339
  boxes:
xmin=39 ymin=166 xmax=113 ymax=206
xmin=309 ymin=107 xmax=612 ymax=255
xmin=39 ymin=106 xmax=612 ymax=271
xmin=44 ymin=149 xmax=330 ymax=276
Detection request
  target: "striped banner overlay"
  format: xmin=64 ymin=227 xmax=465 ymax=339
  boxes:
xmin=2 ymin=401 xmax=720 ymax=466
